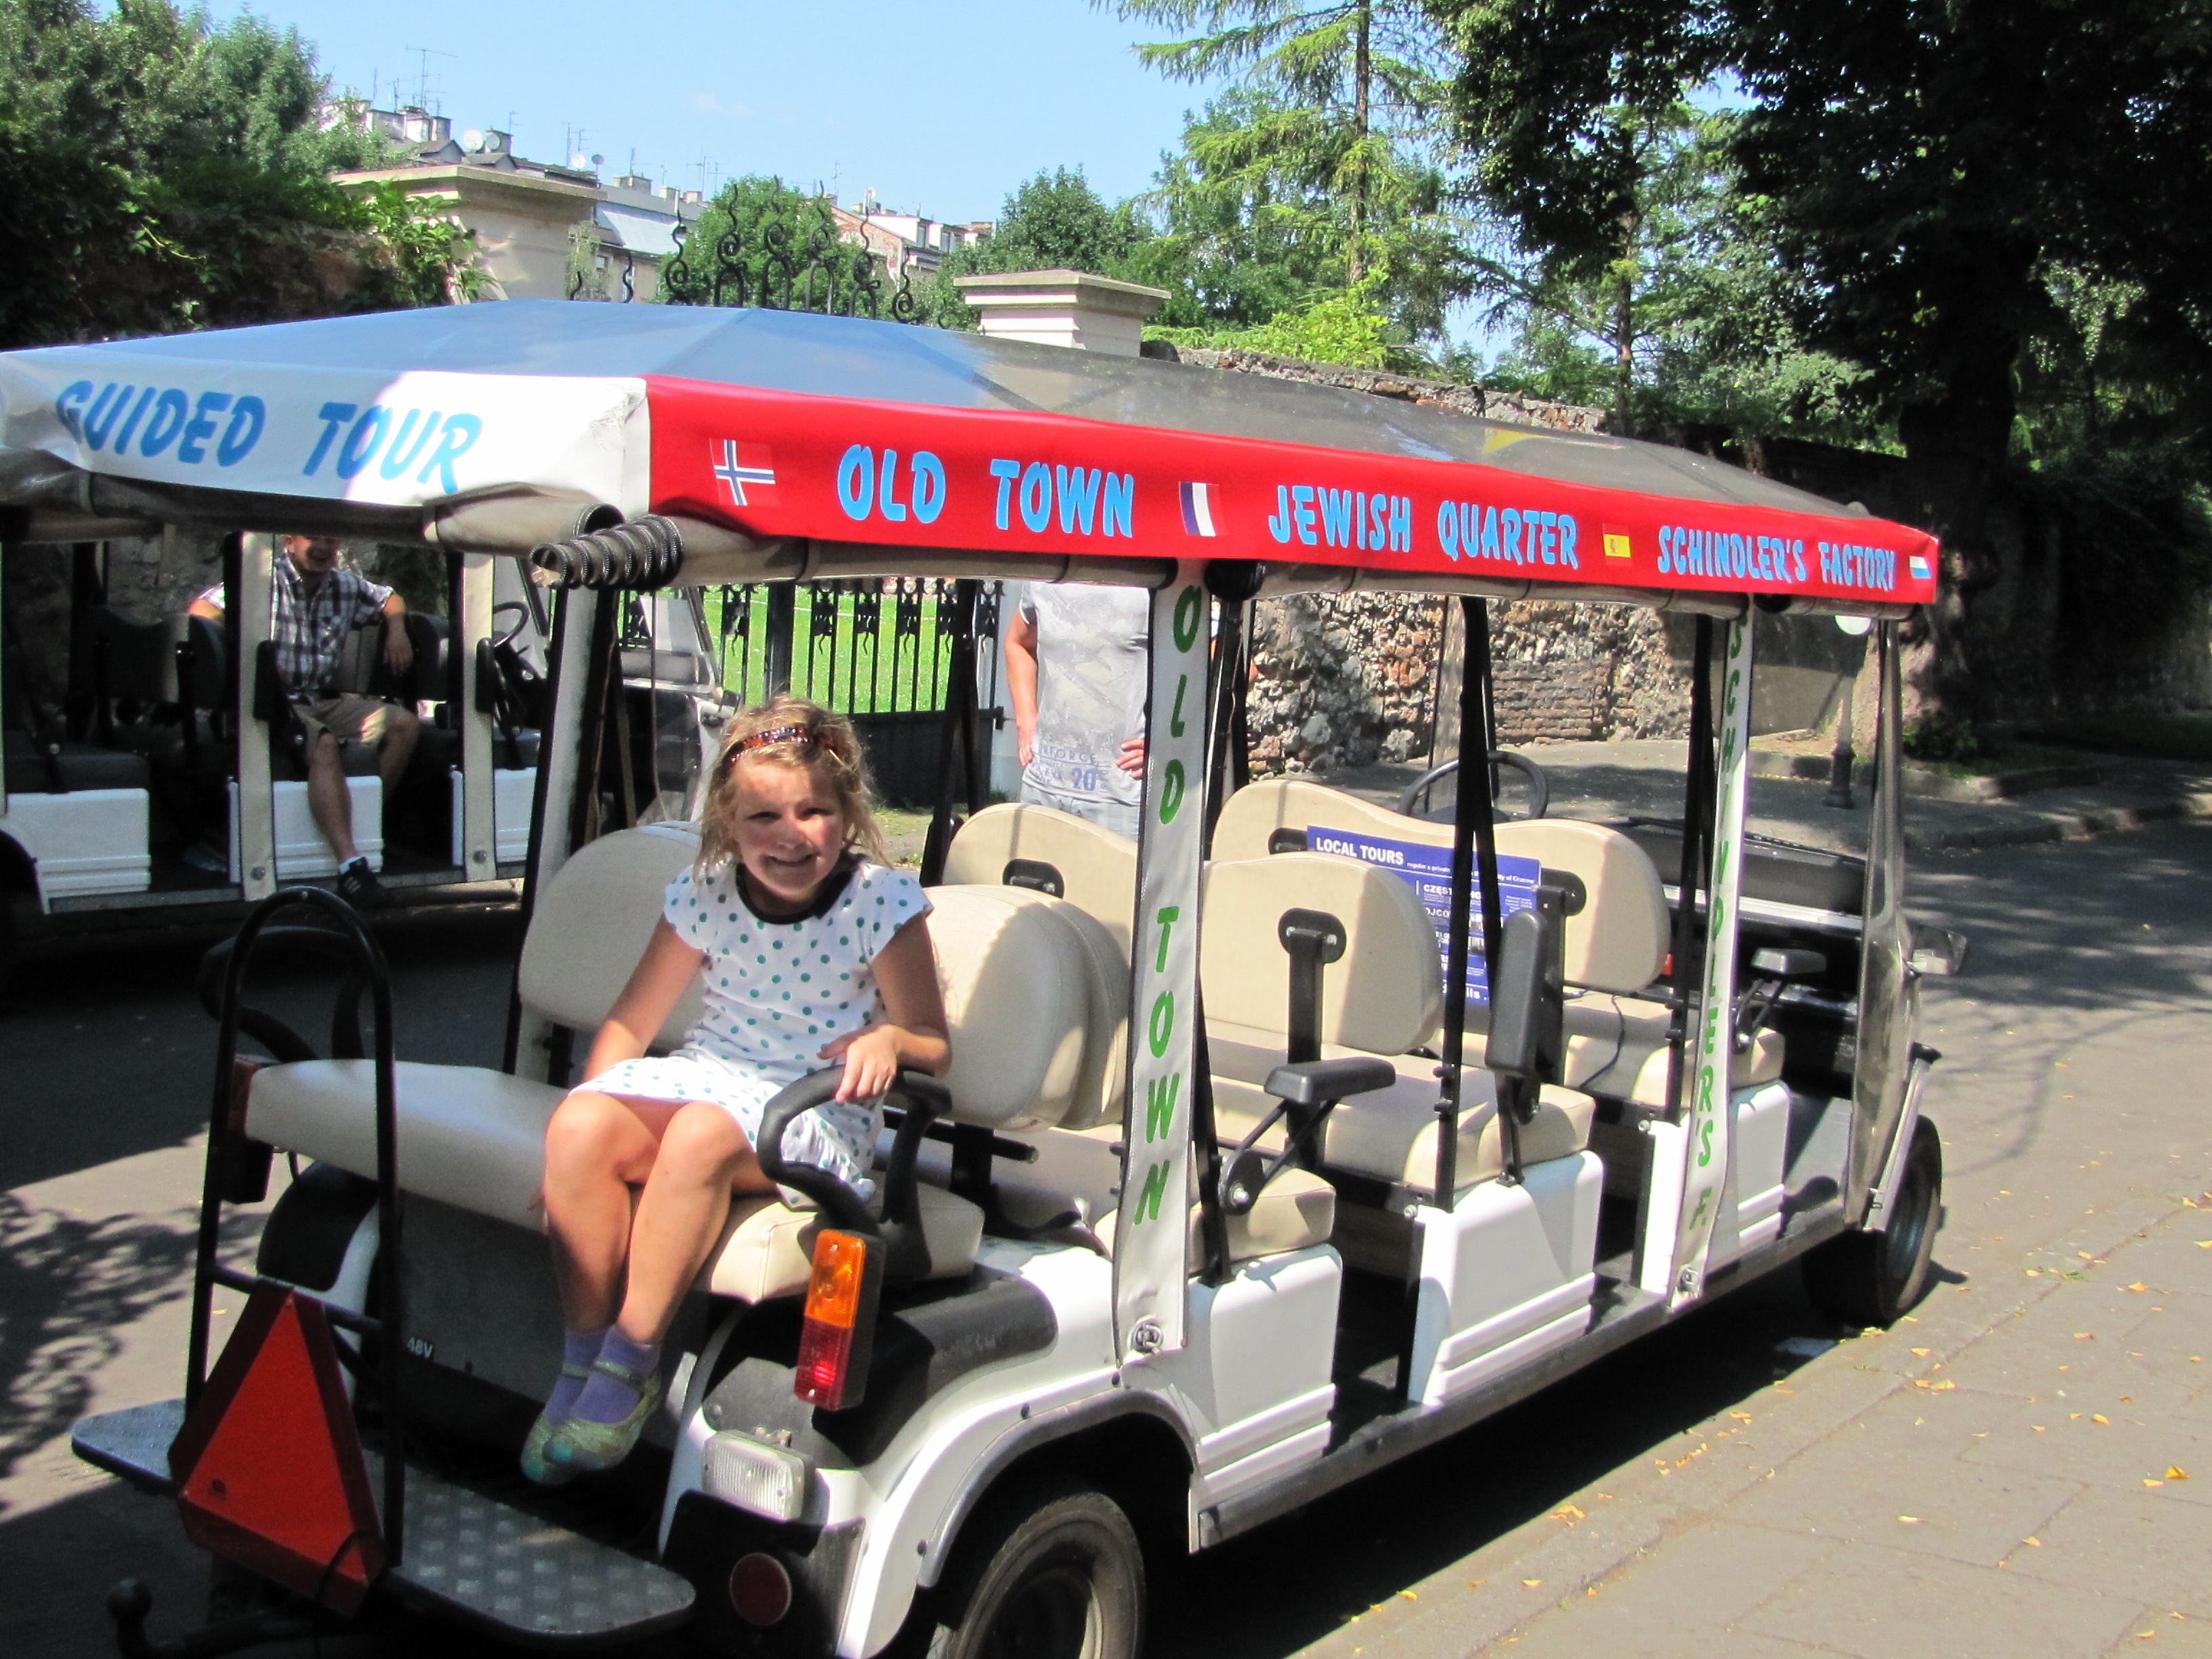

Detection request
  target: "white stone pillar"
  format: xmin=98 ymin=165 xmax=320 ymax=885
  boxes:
xmin=954 ymin=269 xmax=1168 ymax=359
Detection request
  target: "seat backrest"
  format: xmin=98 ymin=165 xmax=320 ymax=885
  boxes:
xmin=1215 ymin=778 xmax=1668 ymax=996
xmin=168 ymin=613 xmax=227 ymax=710
xmin=927 ymin=885 xmax=1097 ymax=1130
xmin=943 ymin=802 xmax=1137 ymax=955
xmin=984 ymin=886 xmax=1130 ymax=1130
xmin=516 ymin=825 xmax=705 ymax=1048
xmin=76 ymin=605 xmax=176 ymax=703
xmin=1201 ymin=853 xmax=1443 ymax=1056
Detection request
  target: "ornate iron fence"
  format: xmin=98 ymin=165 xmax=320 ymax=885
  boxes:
xmin=704 ymin=579 xmax=1002 ymax=805
xmin=659 ymin=209 xmax=920 ymax=322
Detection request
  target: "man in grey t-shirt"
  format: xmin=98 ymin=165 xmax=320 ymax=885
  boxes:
xmin=1004 ymin=583 xmax=1149 ymax=841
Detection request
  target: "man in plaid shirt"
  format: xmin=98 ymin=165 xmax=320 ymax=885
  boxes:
xmin=191 ymin=534 xmax=419 ymax=907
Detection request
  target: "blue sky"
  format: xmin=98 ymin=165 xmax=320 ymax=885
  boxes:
xmin=262 ymin=0 xmax=1227 ymax=222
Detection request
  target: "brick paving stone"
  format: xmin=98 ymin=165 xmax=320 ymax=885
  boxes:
xmin=1737 ymin=1542 xmax=2143 ymax=1659
xmin=2003 ymin=1487 xmax=2212 ymax=1620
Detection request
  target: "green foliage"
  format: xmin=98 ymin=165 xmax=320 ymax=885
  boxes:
xmin=1461 ymin=107 xmax=1878 ymax=440
xmin=1901 ymin=713 xmax=1980 ymax=764
xmin=1135 ymin=87 xmax=1469 ymax=345
xmin=1113 ymin=0 xmax=1446 ymax=282
xmin=916 ymin=167 xmax=1151 ymax=330
xmin=0 ymin=0 xmax=464 ymax=346
xmin=1111 ymin=3 xmax=1472 ymax=346
xmin=1150 ymin=277 xmax=1398 ymax=368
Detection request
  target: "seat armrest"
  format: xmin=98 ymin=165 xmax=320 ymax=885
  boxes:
xmin=1265 ymin=1056 xmax=1396 ymax=1109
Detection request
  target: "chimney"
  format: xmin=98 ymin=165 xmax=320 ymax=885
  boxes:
xmin=954 ymin=269 xmax=1170 ymax=358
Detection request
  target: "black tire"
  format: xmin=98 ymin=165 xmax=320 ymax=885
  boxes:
xmin=920 ymin=1479 xmax=1145 ymax=1659
xmin=1805 ymin=1116 xmax=1943 ymax=1328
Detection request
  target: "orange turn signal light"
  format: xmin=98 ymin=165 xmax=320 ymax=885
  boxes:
xmin=795 ymin=1229 xmax=880 ymax=1412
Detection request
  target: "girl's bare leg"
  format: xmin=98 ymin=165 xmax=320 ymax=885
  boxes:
xmin=540 ymin=1089 xmax=671 ymax=1331
xmin=615 ymin=1101 xmax=769 ymax=1345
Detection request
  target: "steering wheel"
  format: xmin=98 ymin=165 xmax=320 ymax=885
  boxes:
xmin=1396 ymin=751 xmax=1550 ymax=821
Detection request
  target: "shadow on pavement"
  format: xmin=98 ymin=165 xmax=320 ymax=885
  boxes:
xmin=2 ymin=907 xmax=523 ymax=1193
xmin=1153 ymin=1261 xmax=1895 ymax=1659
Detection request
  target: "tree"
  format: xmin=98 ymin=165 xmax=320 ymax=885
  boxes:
xmin=1113 ymin=0 xmax=1445 ymax=281
xmin=1465 ymin=106 xmax=1869 ymax=441
xmin=1431 ymin=0 xmax=2212 ymax=718
xmin=1132 ymin=86 xmax=1470 ymax=348
xmin=917 ymin=167 xmax=1153 ymax=329
xmin=1 ymin=0 xmax=471 ymax=347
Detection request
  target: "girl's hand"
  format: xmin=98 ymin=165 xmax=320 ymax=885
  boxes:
xmin=821 ymin=1025 xmax=904 ymax=1103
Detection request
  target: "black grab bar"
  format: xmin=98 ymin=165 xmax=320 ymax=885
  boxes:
xmin=189 ymin=887 xmax=406 ymax=1565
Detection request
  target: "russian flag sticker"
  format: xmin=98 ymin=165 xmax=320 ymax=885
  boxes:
xmin=1910 ymin=554 xmax=1932 ymax=581
xmin=1180 ymin=481 xmax=1218 ymax=537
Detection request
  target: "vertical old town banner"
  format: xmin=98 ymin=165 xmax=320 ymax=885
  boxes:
xmin=1114 ymin=567 xmax=1209 ymax=1363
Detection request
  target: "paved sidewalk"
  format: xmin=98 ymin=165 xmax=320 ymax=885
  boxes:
xmin=1250 ymin=824 xmax=2212 ymax=1659
xmin=1336 ymin=742 xmax=2212 ymax=856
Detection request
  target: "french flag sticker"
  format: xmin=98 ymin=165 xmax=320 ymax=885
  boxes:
xmin=1179 ymin=481 xmax=1219 ymax=537
xmin=1910 ymin=554 xmax=1932 ymax=581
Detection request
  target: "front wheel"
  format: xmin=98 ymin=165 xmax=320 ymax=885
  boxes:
xmin=922 ymin=1480 xmax=1145 ymax=1659
xmin=1805 ymin=1116 xmax=1943 ymax=1327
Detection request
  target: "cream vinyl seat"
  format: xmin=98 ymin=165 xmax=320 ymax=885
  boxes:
xmin=930 ymin=855 xmax=1332 ymax=1265
xmin=245 ymin=830 xmax=1111 ymax=1302
xmin=943 ymin=802 xmax=1137 ymax=956
xmin=1213 ymin=779 xmax=1784 ymax=1101
xmin=1199 ymin=852 xmax=1595 ymax=1196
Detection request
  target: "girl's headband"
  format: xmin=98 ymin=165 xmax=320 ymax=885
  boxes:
xmin=724 ymin=722 xmax=817 ymax=766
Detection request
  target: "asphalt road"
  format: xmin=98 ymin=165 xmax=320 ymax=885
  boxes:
xmin=3 ymin=825 xmax=2207 ymax=1659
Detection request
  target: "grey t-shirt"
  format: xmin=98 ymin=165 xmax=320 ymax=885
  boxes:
xmin=1017 ymin=583 xmax=1150 ymax=833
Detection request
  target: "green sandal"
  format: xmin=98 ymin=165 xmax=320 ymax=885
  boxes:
xmin=546 ymin=1358 xmax=665 ymax=1474
xmin=518 ymin=1356 xmax=594 ymax=1487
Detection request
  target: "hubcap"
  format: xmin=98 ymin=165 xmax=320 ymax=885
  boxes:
xmin=979 ymin=1561 xmax=1099 ymax=1659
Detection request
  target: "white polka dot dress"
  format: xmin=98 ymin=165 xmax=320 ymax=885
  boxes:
xmin=580 ymin=859 xmax=931 ymax=1198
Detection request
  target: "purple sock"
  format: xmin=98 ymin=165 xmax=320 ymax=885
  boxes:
xmin=572 ymin=1326 xmax=660 ymax=1425
xmin=546 ymin=1328 xmax=605 ymax=1423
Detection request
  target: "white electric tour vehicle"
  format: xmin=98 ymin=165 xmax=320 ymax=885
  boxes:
xmin=0 ymin=299 xmax=1959 ymax=1658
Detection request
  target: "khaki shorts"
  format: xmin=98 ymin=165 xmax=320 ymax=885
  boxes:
xmin=293 ymin=693 xmax=396 ymax=750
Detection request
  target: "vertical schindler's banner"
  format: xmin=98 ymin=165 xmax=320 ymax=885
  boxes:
xmin=1115 ymin=567 xmax=1209 ymax=1364
xmin=1671 ymin=609 xmax=1755 ymax=1308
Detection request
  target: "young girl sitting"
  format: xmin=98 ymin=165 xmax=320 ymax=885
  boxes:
xmin=527 ymin=696 xmax=949 ymax=1482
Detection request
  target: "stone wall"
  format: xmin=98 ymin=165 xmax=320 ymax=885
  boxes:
xmin=1246 ymin=592 xmax=1448 ymax=772
xmin=1212 ymin=352 xmax=1640 ymax=773
xmin=1487 ymin=601 xmax=1694 ymax=745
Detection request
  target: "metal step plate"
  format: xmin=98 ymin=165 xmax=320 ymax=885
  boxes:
xmin=367 ymin=1452 xmax=695 ymax=1645
xmin=71 ymin=1399 xmax=186 ymax=1496
xmin=73 ymin=1402 xmax=694 ymax=1644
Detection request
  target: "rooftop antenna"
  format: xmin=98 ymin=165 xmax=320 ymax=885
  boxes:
xmin=401 ymin=45 xmax=453 ymax=114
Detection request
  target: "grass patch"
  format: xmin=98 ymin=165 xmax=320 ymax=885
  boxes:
xmin=874 ymin=806 xmax=933 ymax=868
xmin=2023 ymin=712 xmax=2212 ymax=763
xmin=701 ymin=587 xmax=956 ymax=712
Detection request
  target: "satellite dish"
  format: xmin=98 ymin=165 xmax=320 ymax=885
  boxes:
xmin=461 ymin=128 xmax=485 ymax=150
xmin=590 ymin=153 xmax=605 ymax=166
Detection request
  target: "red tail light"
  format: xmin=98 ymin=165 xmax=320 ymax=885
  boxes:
xmin=728 ymin=1552 xmax=794 ymax=1626
xmin=794 ymin=1229 xmax=880 ymax=1412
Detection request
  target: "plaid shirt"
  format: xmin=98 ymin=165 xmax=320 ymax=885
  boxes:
xmin=198 ymin=562 xmax=394 ymax=696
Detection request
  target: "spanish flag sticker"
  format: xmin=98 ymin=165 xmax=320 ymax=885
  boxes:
xmin=1603 ymin=527 xmax=1633 ymax=559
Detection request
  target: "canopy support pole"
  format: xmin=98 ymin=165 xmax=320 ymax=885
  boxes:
xmin=1434 ymin=596 xmax=1518 ymax=1211
xmin=920 ymin=580 xmax=983 ymax=886
xmin=1663 ymin=618 xmax=1717 ymax=1123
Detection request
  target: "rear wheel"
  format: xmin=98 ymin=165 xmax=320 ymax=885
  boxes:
xmin=922 ymin=1479 xmax=1145 ymax=1659
xmin=1805 ymin=1116 xmax=1942 ymax=1327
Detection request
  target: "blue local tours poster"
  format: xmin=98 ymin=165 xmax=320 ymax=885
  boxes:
xmin=1304 ymin=825 xmax=1542 ymax=1002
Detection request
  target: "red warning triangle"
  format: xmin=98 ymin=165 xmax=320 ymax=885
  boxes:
xmin=170 ymin=1286 xmax=385 ymax=1612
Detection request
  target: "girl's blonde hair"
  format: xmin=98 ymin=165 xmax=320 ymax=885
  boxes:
xmin=697 ymin=694 xmax=888 ymax=874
